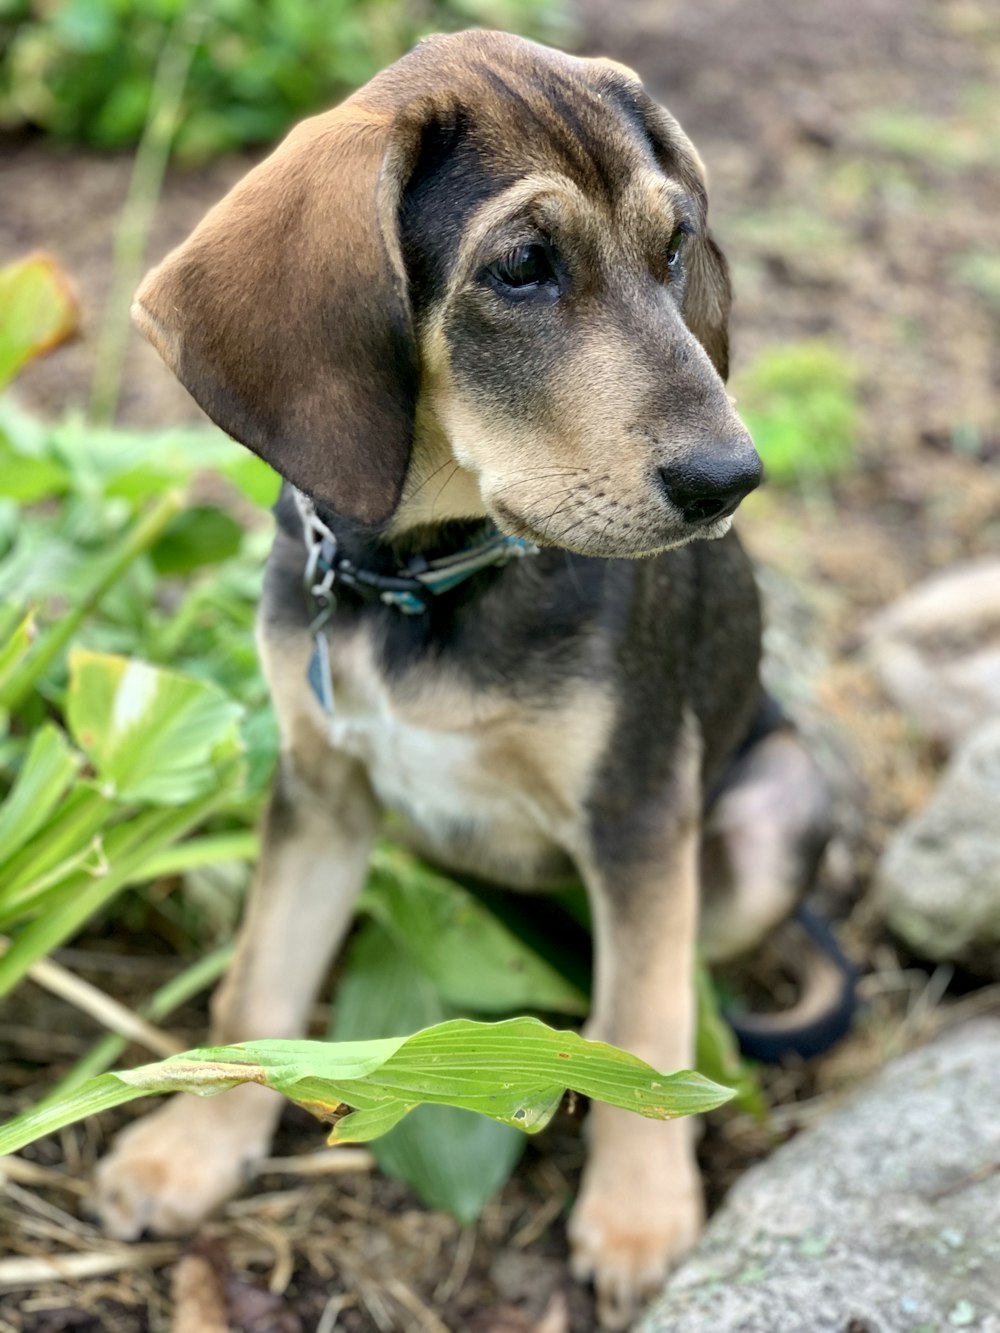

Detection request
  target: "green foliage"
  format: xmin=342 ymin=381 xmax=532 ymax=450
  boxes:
xmin=0 ymin=649 xmax=245 ymax=997
xmin=0 ymin=1018 xmax=735 ymax=1159
xmin=734 ymin=340 xmax=859 ymax=489
xmin=0 ymin=0 xmax=571 ymax=160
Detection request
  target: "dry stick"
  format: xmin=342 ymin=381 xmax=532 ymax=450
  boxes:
xmin=0 ymin=1242 xmax=272 ymax=1291
xmin=88 ymin=4 xmax=207 ymax=423
xmin=3 ymin=942 xmax=184 ymax=1059
xmin=43 ymin=944 xmax=233 ymax=1104
xmin=252 ymin=1148 xmax=375 ymax=1178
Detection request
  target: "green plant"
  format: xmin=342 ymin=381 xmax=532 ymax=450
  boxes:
xmin=0 ymin=0 xmax=572 ymax=160
xmin=734 ymin=340 xmax=859 ymax=491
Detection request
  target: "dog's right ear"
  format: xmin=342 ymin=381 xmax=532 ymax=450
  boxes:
xmin=133 ymin=104 xmax=430 ymax=525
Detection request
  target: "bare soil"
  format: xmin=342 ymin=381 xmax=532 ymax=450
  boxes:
xmin=1 ymin=0 xmax=999 ymax=1329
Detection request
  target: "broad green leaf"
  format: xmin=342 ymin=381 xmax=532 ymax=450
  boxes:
xmin=0 ymin=1018 xmax=734 ymax=1158
xmin=0 ymin=440 xmax=71 ymax=502
xmin=332 ymin=921 xmax=525 ymax=1222
xmin=0 ymin=724 xmax=81 ymax=870
xmin=150 ymin=507 xmax=244 ymax=575
xmin=0 ymin=254 xmax=80 ymax=388
xmin=363 ymin=845 xmax=588 ymax=1016
xmin=66 ymin=649 xmax=243 ymax=804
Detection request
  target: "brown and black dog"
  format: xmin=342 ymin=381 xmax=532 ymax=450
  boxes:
xmin=94 ymin=30 xmax=831 ymax=1327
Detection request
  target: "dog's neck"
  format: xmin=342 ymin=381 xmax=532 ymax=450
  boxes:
xmin=313 ymin=500 xmax=496 ymax=575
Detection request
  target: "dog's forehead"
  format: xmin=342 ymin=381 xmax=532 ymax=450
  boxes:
xmin=363 ymin=30 xmax=679 ymax=194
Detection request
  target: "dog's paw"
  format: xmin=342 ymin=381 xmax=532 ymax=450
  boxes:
xmin=92 ymin=1084 xmax=280 ymax=1240
xmin=568 ymin=1183 xmax=703 ymax=1329
xmin=568 ymin=1146 xmax=704 ymax=1330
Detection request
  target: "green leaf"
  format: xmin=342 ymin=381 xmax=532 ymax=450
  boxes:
xmin=332 ymin=921 xmax=525 ymax=1222
xmin=65 ymin=649 xmax=243 ymax=804
xmin=0 ymin=440 xmax=71 ymax=502
xmin=0 ymin=723 xmax=81 ymax=870
xmin=150 ymin=507 xmax=244 ymax=575
xmin=0 ymin=607 xmax=35 ymax=696
xmin=0 ymin=254 xmax=80 ymax=388
xmin=363 ymin=845 xmax=588 ymax=1016
xmin=0 ymin=1019 xmax=734 ymax=1158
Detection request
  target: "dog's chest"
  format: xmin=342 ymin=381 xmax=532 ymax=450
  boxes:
xmin=325 ymin=643 xmax=568 ymax=876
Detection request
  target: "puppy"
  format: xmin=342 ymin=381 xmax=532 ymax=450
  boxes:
xmin=94 ymin=30 xmax=830 ymax=1327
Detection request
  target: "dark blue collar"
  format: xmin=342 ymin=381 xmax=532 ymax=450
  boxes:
xmin=294 ymin=490 xmax=538 ymax=713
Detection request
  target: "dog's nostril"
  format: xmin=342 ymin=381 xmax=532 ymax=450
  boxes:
xmin=658 ymin=446 xmax=763 ymax=525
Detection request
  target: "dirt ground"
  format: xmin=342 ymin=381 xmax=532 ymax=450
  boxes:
xmin=2 ymin=0 xmax=999 ymax=1329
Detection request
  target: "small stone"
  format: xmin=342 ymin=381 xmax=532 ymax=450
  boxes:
xmin=877 ymin=720 xmax=1000 ymax=971
xmin=862 ymin=559 xmax=1000 ymax=748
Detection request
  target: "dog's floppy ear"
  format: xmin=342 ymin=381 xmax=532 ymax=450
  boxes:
xmin=133 ymin=104 xmax=428 ymax=524
xmin=679 ymin=231 xmax=732 ymax=381
xmin=625 ymin=88 xmax=733 ymax=380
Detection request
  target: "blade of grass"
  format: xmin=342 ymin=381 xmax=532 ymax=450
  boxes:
xmin=133 ymin=831 xmax=259 ymax=880
xmin=89 ymin=7 xmax=208 ymax=423
xmin=0 ymin=780 xmax=237 ymax=999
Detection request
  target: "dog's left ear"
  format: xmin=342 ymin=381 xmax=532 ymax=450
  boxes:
xmin=133 ymin=102 xmax=433 ymax=525
xmin=626 ymin=88 xmax=733 ymax=380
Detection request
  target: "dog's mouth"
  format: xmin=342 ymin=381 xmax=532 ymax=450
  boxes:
xmin=489 ymin=499 xmax=736 ymax=560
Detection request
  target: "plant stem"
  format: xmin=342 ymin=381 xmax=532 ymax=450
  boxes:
xmin=88 ymin=6 xmax=207 ymax=424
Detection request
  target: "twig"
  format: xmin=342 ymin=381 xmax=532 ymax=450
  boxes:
xmin=44 ymin=945 xmax=232 ymax=1104
xmin=252 ymin=1149 xmax=375 ymax=1178
xmin=385 ymin=1278 xmax=452 ymax=1333
xmin=0 ymin=1243 xmax=180 ymax=1290
xmin=20 ymin=949 xmax=183 ymax=1058
xmin=0 ymin=1241 xmax=272 ymax=1291
xmin=0 ymin=1156 xmax=88 ymax=1196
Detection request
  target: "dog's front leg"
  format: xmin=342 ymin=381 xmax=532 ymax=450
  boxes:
xmin=94 ymin=749 xmax=378 ymax=1239
xmin=569 ymin=802 xmax=703 ymax=1329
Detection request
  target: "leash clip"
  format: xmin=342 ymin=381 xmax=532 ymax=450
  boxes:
xmin=294 ymin=490 xmax=338 ymax=713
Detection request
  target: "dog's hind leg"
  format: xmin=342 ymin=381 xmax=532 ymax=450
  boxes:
xmin=94 ymin=732 xmax=378 ymax=1240
xmin=698 ymin=724 xmax=831 ymax=966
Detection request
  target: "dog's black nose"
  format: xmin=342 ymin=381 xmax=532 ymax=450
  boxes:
xmin=658 ymin=445 xmax=763 ymax=524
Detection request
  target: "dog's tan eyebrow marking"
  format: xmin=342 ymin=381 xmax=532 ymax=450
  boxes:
xmin=448 ymin=172 xmax=598 ymax=279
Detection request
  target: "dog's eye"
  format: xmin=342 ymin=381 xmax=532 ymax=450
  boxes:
xmin=666 ymin=224 xmax=693 ymax=272
xmin=486 ymin=244 xmax=556 ymax=292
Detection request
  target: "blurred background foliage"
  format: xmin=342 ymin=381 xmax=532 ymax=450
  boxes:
xmin=0 ymin=0 xmax=571 ymax=159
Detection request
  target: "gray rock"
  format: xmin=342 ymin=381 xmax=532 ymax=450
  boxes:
xmin=636 ymin=1020 xmax=1000 ymax=1333
xmin=862 ymin=560 xmax=1000 ymax=748
xmin=878 ymin=719 xmax=1000 ymax=969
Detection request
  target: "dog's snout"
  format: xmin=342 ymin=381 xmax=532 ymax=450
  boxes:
xmin=658 ymin=443 xmax=763 ymax=525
